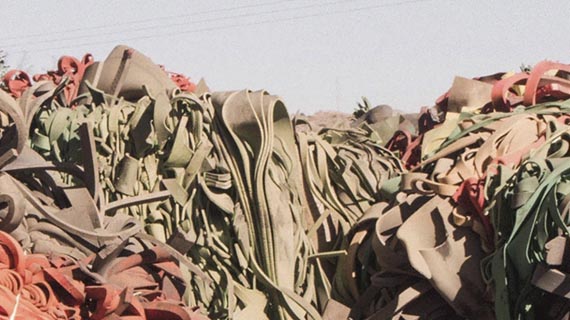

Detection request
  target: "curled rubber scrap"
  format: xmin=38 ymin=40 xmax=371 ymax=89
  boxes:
xmin=33 ymin=54 xmax=94 ymax=105
xmin=490 ymin=60 xmax=570 ymax=112
xmin=2 ymin=70 xmax=31 ymax=99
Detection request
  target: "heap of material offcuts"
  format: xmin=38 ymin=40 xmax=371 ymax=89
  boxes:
xmin=1 ymin=45 xmax=570 ymax=319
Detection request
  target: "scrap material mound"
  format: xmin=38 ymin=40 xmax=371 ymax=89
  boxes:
xmin=1 ymin=45 xmax=570 ymax=320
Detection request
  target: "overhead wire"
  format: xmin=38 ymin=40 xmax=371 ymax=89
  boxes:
xmin=4 ymin=0 xmax=438 ymax=54
xmin=0 ymin=0 xmax=307 ymax=43
xmin=0 ymin=0 xmax=356 ymax=47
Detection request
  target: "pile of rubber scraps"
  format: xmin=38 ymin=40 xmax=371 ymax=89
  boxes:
xmin=0 ymin=45 xmax=403 ymax=320
xmin=0 ymin=230 xmax=207 ymax=320
xmin=0 ymin=98 xmax=208 ymax=318
xmin=3 ymin=44 xmax=570 ymax=320
xmin=0 ymin=46 xmax=209 ymax=320
xmin=334 ymin=61 xmax=570 ymax=319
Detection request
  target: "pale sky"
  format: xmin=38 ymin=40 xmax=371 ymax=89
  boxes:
xmin=2 ymin=0 xmax=570 ymax=114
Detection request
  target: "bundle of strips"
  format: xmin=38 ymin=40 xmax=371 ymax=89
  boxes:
xmin=1 ymin=45 xmax=403 ymax=319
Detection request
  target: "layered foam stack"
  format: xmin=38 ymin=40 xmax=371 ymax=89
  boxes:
xmin=1 ymin=45 xmax=570 ymax=319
